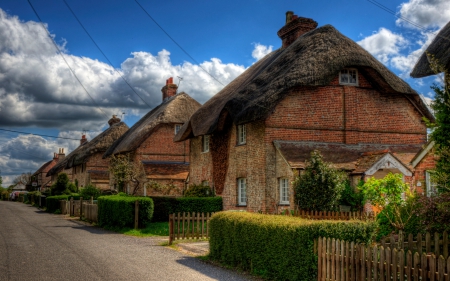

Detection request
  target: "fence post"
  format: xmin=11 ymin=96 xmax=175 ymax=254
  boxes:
xmin=70 ymin=197 xmax=74 ymax=216
xmin=134 ymin=200 xmax=139 ymax=230
xmin=169 ymin=214 xmax=174 ymax=245
xmin=90 ymin=196 xmax=93 ymax=204
xmin=80 ymin=197 xmax=83 ymax=219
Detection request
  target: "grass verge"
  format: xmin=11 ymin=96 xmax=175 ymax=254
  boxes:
xmin=104 ymin=222 xmax=170 ymax=237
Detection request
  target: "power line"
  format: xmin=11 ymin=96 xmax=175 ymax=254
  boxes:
xmin=133 ymin=0 xmax=225 ymax=86
xmin=62 ymin=0 xmax=152 ymax=108
xmin=0 ymin=128 xmax=79 ymax=140
xmin=27 ymin=0 xmax=110 ymax=119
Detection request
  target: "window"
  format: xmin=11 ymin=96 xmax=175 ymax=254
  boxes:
xmin=237 ymin=178 xmax=247 ymax=206
xmin=237 ymin=124 xmax=246 ymax=145
xmin=202 ymin=135 xmax=210 ymax=152
xmin=279 ymin=178 xmax=289 ymax=204
xmin=339 ymin=68 xmax=358 ymax=85
xmin=426 ymin=171 xmax=438 ymax=197
xmin=174 ymin=124 xmax=181 ymax=135
xmin=202 ymin=180 xmax=209 ymax=186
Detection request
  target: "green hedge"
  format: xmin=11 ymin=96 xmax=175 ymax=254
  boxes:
xmin=45 ymin=195 xmax=81 ymax=213
xmin=150 ymin=196 xmax=223 ymax=222
xmin=97 ymin=196 xmax=154 ymax=228
xmin=209 ymin=212 xmax=376 ymax=281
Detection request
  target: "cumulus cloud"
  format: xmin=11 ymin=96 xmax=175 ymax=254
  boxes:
xmin=397 ymin=0 xmax=450 ymax=29
xmin=251 ymin=43 xmax=273 ymax=61
xmin=357 ymin=28 xmax=408 ymax=63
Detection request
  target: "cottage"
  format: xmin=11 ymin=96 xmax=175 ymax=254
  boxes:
xmin=47 ymin=117 xmax=129 ymax=190
xmin=103 ymin=78 xmax=201 ymax=196
xmin=31 ymin=152 xmax=59 ymax=192
xmin=175 ymin=12 xmax=434 ymax=212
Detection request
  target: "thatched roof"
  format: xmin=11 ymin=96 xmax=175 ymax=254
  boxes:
xmin=103 ymin=92 xmax=200 ymax=157
xmin=175 ymin=24 xmax=434 ymax=141
xmin=274 ymin=140 xmax=421 ymax=173
xmin=47 ymin=122 xmax=129 ymax=176
xmin=411 ymin=21 xmax=450 ymax=78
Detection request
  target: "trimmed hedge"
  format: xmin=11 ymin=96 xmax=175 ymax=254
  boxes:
xmin=46 ymin=195 xmax=81 ymax=213
xmin=150 ymin=196 xmax=223 ymax=222
xmin=97 ymin=196 xmax=154 ymax=228
xmin=209 ymin=212 xmax=376 ymax=281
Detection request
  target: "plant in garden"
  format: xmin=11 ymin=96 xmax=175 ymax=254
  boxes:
xmin=79 ymin=184 xmax=102 ymax=199
xmin=339 ymin=180 xmax=366 ymax=211
xmin=146 ymin=180 xmax=180 ymax=195
xmin=51 ymin=173 xmax=72 ymax=195
xmin=413 ymin=192 xmax=450 ymax=233
xmin=361 ymin=173 xmax=413 ymax=232
xmin=293 ymin=150 xmax=346 ymax=211
xmin=183 ymin=183 xmax=213 ymax=197
xmin=108 ymin=153 xmax=146 ymax=195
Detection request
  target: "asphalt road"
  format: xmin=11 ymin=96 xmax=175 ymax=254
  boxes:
xmin=0 ymin=201 xmax=250 ymax=281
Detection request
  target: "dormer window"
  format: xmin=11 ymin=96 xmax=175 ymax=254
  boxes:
xmin=339 ymin=68 xmax=358 ymax=86
xmin=174 ymin=124 xmax=181 ymax=135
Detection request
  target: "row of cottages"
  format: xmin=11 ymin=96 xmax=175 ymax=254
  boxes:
xmin=31 ymin=152 xmax=59 ymax=191
xmin=103 ymin=78 xmax=201 ymax=196
xmin=46 ymin=117 xmax=129 ymax=189
xmin=174 ymin=12 xmax=435 ymax=213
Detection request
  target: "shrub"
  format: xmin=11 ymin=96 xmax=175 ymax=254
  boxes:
xmin=294 ymin=150 xmax=346 ymax=211
xmin=150 ymin=196 xmax=223 ymax=222
xmin=79 ymin=185 xmax=102 ymax=199
xmin=209 ymin=212 xmax=376 ymax=281
xmin=414 ymin=192 xmax=450 ymax=233
xmin=339 ymin=180 xmax=365 ymax=211
xmin=51 ymin=173 xmax=71 ymax=195
xmin=183 ymin=184 xmax=214 ymax=197
xmin=46 ymin=195 xmax=81 ymax=213
xmin=97 ymin=196 xmax=154 ymax=228
xmin=67 ymin=182 xmax=77 ymax=193
xmin=1 ymin=190 xmax=9 ymax=201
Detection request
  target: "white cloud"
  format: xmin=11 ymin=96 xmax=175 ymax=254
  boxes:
xmin=357 ymin=28 xmax=408 ymax=64
xmin=397 ymin=0 xmax=450 ymax=29
xmin=251 ymin=43 xmax=273 ymax=61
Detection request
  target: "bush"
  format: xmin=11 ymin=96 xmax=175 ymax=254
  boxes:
xmin=294 ymin=150 xmax=346 ymax=211
xmin=27 ymin=191 xmax=41 ymax=204
xmin=97 ymin=196 xmax=154 ymax=228
xmin=51 ymin=173 xmax=71 ymax=195
xmin=1 ymin=190 xmax=9 ymax=201
xmin=183 ymin=184 xmax=214 ymax=197
xmin=209 ymin=212 xmax=376 ymax=281
xmin=79 ymin=185 xmax=102 ymax=199
xmin=414 ymin=192 xmax=450 ymax=233
xmin=150 ymin=196 xmax=223 ymax=222
xmin=46 ymin=195 xmax=81 ymax=213
xmin=339 ymin=180 xmax=365 ymax=211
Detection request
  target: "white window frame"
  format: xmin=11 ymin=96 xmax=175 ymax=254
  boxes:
xmin=426 ymin=170 xmax=438 ymax=197
xmin=174 ymin=124 xmax=181 ymax=135
xmin=339 ymin=68 xmax=358 ymax=86
xmin=279 ymin=178 xmax=289 ymax=205
xmin=237 ymin=178 xmax=247 ymax=206
xmin=202 ymin=180 xmax=209 ymax=186
xmin=237 ymin=124 xmax=246 ymax=145
xmin=202 ymin=135 xmax=210 ymax=153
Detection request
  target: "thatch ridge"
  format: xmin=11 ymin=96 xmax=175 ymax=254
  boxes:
xmin=175 ymin=24 xmax=434 ymax=141
xmin=47 ymin=143 xmax=86 ymax=176
xmin=103 ymin=92 xmax=201 ymax=158
xmin=411 ymin=21 xmax=450 ymax=78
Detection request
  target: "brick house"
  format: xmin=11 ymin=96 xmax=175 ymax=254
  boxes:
xmin=47 ymin=117 xmax=129 ymax=190
xmin=103 ymin=78 xmax=201 ymax=196
xmin=410 ymin=141 xmax=438 ymax=196
xmin=174 ymin=12 xmax=434 ymax=212
xmin=31 ymin=152 xmax=59 ymax=192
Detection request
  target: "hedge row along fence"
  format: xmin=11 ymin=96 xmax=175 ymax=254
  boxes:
xmin=209 ymin=212 xmax=376 ymax=281
xmin=46 ymin=195 xmax=81 ymax=213
xmin=97 ymin=196 xmax=154 ymax=228
xmin=150 ymin=196 xmax=222 ymax=222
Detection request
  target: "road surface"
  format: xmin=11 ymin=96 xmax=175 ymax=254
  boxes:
xmin=0 ymin=201 xmax=250 ymax=281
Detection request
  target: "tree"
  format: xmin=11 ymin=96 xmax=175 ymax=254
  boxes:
xmin=51 ymin=173 xmax=71 ymax=195
xmin=13 ymin=172 xmax=31 ymax=185
xmin=108 ymin=154 xmax=146 ymax=195
xmin=293 ymin=150 xmax=346 ymax=211
xmin=361 ymin=173 xmax=413 ymax=231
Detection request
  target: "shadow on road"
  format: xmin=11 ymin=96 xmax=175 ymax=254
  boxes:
xmin=176 ymin=256 xmax=250 ymax=280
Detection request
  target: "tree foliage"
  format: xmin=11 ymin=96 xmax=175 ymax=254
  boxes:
xmin=293 ymin=150 xmax=346 ymax=211
xmin=51 ymin=173 xmax=71 ymax=195
xmin=108 ymin=154 xmax=146 ymax=195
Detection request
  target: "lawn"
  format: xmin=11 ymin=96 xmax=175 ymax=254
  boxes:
xmin=106 ymin=222 xmax=169 ymax=237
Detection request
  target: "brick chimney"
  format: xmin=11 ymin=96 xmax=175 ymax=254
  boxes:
xmin=53 ymin=152 xmax=58 ymax=160
xmin=161 ymin=77 xmax=178 ymax=102
xmin=57 ymin=148 xmax=65 ymax=161
xmin=108 ymin=115 xmax=121 ymax=127
xmin=277 ymin=11 xmax=318 ymax=48
xmin=80 ymin=134 xmax=88 ymax=146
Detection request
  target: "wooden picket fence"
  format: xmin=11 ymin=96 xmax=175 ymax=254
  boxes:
xmin=281 ymin=209 xmax=374 ymax=220
xmin=379 ymin=231 xmax=449 ymax=259
xmin=168 ymin=212 xmax=214 ymax=245
xmin=59 ymin=197 xmax=97 ymax=223
xmin=83 ymin=203 xmax=98 ymax=223
xmin=318 ymin=236 xmax=450 ymax=281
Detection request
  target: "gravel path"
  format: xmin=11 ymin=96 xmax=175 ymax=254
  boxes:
xmin=0 ymin=201 xmax=251 ymax=281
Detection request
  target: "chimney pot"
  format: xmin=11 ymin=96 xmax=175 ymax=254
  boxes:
xmin=161 ymin=77 xmax=178 ymax=102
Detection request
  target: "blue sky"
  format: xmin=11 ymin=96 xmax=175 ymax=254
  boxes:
xmin=0 ymin=0 xmax=449 ymax=186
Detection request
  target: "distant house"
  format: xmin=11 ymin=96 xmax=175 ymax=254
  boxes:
xmin=104 ymin=78 xmax=201 ymax=196
xmin=31 ymin=152 xmax=59 ymax=191
xmin=175 ymin=12 xmax=434 ymax=212
xmin=47 ymin=117 xmax=129 ymax=190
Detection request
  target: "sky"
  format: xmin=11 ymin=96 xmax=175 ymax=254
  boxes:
xmin=0 ymin=0 xmax=449 ymax=186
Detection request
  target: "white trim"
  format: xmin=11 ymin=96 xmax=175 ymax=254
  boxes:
xmin=411 ymin=141 xmax=435 ymax=168
xmin=238 ymin=178 xmax=247 ymax=206
xmin=339 ymin=68 xmax=359 ymax=86
xmin=279 ymin=178 xmax=289 ymax=204
xmin=365 ymin=153 xmax=412 ymax=176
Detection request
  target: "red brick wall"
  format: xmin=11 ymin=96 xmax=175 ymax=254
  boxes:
xmin=412 ymin=151 xmax=437 ymax=194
